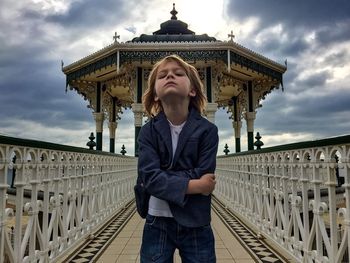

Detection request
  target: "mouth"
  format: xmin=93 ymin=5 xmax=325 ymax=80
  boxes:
xmin=164 ymin=81 xmax=176 ymax=87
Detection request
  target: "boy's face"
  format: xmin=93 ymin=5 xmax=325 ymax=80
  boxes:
xmin=154 ymin=60 xmax=196 ymax=104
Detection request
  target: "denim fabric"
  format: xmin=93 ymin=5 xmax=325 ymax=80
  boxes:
xmin=140 ymin=215 xmax=216 ymax=263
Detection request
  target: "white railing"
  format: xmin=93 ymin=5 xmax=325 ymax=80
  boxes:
xmin=215 ymin=135 xmax=350 ymax=263
xmin=0 ymin=135 xmax=137 ymax=263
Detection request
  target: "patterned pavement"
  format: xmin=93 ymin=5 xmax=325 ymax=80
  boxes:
xmin=65 ymin=197 xmax=289 ymax=262
xmin=65 ymin=200 xmax=136 ymax=263
xmin=211 ymin=197 xmax=288 ymax=263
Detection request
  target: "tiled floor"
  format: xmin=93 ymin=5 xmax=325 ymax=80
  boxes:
xmin=96 ymin=211 xmax=255 ymax=263
xmin=211 ymin=198 xmax=289 ymax=263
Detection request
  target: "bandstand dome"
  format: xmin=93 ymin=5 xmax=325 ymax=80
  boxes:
xmin=131 ymin=4 xmax=216 ymax=43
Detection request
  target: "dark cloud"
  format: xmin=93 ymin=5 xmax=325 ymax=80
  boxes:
xmin=0 ymin=1 xmax=115 ymax=141
xmin=282 ymin=61 xmax=299 ymax=85
xmin=0 ymin=73 xmax=92 ymax=129
xmin=315 ymin=22 xmax=350 ymax=46
xmin=255 ymin=35 xmax=309 ymax=59
xmin=0 ymin=35 xmax=92 ymax=134
xmin=227 ymin=0 xmax=350 ymax=29
xmin=291 ymin=70 xmax=333 ymax=92
xmin=291 ymin=90 xmax=350 ymax=118
xmin=45 ymin=0 xmax=132 ymax=29
xmin=228 ymin=0 xmax=350 ymax=61
xmin=255 ymin=87 xmax=350 ymax=138
xmin=280 ymin=38 xmax=309 ymax=57
xmin=323 ymin=50 xmax=348 ymax=67
xmin=238 ymin=29 xmax=312 ymax=70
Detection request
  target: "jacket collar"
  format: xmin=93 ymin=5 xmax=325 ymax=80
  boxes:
xmin=153 ymin=107 xmax=202 ymax=165
xmin=153 ymin=111 xmax=172 ymax=156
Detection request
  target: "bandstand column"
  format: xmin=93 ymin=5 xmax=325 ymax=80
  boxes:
xmin=108 ymin=97 xmax=118 ymax=153
xmin=205 ymin=66 xmax=217 ymax=123
xmin=231 ymin=96 xmax=241 ymax=152
xmin=245 ymin=112 xmax=256 ymax=151
xmin=206 ymin=103 xmax=218 ymax=123
xmin=206 ymin=67 xmax=212 ymax=102
xmin=233 ymin=121 xmax=242 ymax=152
xmin=246 ymin=81 xmax=256 ymax=151
xmin=108 ymin=121 xmax=117 ymax=153
xmin=93 ymin=82 xmax=104 ymax=151
xmin=93 ymin=112 xmax=104 ymax=151
xmin=132 ymin=103 xmax=143 ymax=156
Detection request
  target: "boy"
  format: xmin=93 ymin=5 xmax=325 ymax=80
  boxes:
xmin=137 ymin=55 xmax=218 ymax=263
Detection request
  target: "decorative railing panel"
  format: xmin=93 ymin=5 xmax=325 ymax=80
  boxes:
xmin=0 ymin=136 xmax=137 ymax=263
xmin=215 ymin=135 xmax=350 ymax=262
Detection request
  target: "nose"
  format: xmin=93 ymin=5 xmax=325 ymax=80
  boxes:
xmin=165 ymin=71 xmax=175 ymax=79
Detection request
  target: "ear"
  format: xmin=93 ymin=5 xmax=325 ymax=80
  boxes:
xmin=189 ymin=88 xmax=196 ymax=97
xmin=154 ymin=95 xmax=159 ymax=101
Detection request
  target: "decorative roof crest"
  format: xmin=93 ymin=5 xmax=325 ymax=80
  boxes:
xmin=170 ymin=3 xmax=178 ymax=20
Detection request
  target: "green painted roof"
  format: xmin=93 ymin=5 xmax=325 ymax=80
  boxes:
xmin=131 ymin=33 xmax=216 ymax=43
xmin=130 ymin=4 xmax=217 ymax=43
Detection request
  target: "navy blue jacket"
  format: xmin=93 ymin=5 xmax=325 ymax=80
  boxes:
xmin=137 ymin=108 xmax=218 ymax=227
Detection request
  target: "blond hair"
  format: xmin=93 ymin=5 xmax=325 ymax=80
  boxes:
xmin=142 ymin=54 xmax=207 ymax=117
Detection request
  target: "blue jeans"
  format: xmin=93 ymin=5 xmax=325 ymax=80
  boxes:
xmin=140 ymin=215 xmax=216 ymax=263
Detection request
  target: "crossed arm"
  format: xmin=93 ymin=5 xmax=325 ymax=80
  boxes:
xmin=137 ymin=124 xmax=218 ymax=206
xmin=186 ymin=173 xmax=216 ymax=196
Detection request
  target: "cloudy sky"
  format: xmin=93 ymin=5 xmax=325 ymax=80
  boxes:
xmin=0 ymin=0 xmax=349 ymax=155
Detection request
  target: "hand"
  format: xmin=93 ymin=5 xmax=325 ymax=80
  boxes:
xmin=186 ymin=173 xmax=216 ymax=195
xmin=199 ymin=173 xmax=216 ymax=196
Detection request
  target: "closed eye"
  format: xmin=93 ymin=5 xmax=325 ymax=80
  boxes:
xmin=157 ymin=69 xmax=186 ymax=79
xmin=157 ymin=73 xmax=167 ymax=79
xmin=175 ymin=70 xmax=186 ymax=76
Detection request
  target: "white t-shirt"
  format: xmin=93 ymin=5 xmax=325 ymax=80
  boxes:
xmin=148 ymin=120 xmax=186 ymax=217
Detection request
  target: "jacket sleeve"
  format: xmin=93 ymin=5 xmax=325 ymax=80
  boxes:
xmin=137 ymin=125 xmax=190 ymax=207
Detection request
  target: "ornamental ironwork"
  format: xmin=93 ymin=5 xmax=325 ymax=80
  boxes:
xmin=230 ymin=51 xmax=283 ymax=82
xmin=119 ymin=50 xmax=227 ymax=65
xmin=66 ymin=53 xmax=118 ymax=84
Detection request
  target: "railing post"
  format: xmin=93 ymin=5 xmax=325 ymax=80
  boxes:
xmin=0 ymin=150 xmax=8 ymax=263
xmin=301 ymin=151 xmax=310 ymax=253
xmin=326 ymin=152 xmax=339 ymax=260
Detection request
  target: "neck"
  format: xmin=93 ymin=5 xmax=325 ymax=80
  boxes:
xmin=162 ymin=103 xmax=189 ymax=125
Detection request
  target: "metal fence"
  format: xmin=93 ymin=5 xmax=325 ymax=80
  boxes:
xmin=215 ymin=135 xmax=350 ymax=262
xmin=0 ymin=135 xmax=137 ymax=263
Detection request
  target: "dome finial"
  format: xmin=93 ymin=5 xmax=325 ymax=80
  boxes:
xmin=170 ymin=3 xmax=178 ymax=20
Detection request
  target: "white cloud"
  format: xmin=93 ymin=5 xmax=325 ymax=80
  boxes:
xmin=0 ymin=119 xmax=95 ymax=148
xmin=31 ymin=0 xmax=71 ymax=14
xmin=257 ymin=133 xmax=315 ymax=147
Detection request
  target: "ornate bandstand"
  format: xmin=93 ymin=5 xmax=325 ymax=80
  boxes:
xmin=62 ymin=4 xmax=287 ymax=155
